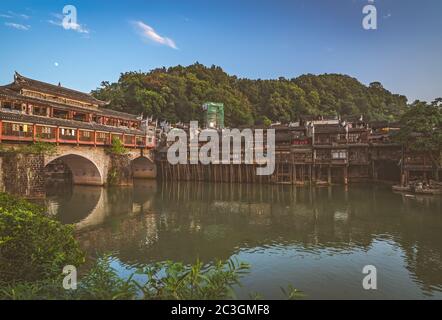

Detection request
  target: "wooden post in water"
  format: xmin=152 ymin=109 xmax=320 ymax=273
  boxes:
xmin=327 ymin=166 xmax=332 ymax=184
xmin=344 ymin=166 xmax=348 ymax=185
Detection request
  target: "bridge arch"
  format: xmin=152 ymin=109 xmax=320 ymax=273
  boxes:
xmin=45 ymin=153 xmax=104 ymax=186
xmin=131 ymin=156 xmax=157 ymax=179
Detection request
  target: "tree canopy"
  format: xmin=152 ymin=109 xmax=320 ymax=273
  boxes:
xmin=395 ymin=99 xmax=442 ymax=168
xmin=91 ymin=63 xmax=409 ymax=126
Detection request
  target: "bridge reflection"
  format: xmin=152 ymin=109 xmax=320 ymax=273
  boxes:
xmin=48 ymin=181 xmax=442 ymax=297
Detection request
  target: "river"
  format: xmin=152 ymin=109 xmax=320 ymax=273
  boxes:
xmin=45 ymin=180 xmax=442 ymax=299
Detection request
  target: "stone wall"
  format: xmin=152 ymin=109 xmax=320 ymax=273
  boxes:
xmin=0 ymin=152 xmax=45 ymax=198
xmin=107 ymin=154 xmax=133 ymax=186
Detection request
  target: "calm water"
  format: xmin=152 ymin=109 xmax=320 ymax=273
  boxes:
xmin=45 ymin=181 xmax=442 ymax=299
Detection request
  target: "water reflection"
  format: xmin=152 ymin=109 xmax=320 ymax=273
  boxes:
xmin=48 ymin=181 xmax=442 ymax=299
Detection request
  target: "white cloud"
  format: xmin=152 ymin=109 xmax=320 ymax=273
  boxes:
xmin=133 ymin=21 xmax=178 ymax=49
xmin=5 ymin=22 xmax=30 ymax=30
xmin=2 ymin=11 xmax=30 ymax=19
xmin=48 ymin=13 xmax=89 ymax=34
xmin=17 ymin=13 xmax=30 ymax=20
xmin=65 ymin=21 xmax=89 ymax=34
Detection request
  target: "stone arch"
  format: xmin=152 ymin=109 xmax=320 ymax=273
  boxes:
xmin=131 ymin=156 xmax=157 ymax=179
xmin=45 ymin=153 xmax=104 ymax=186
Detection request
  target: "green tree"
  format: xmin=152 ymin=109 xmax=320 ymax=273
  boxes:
xmin=91 ymin=63 xmax=410 ymax=125
xmin=0 ymin=193 xmax=84 ymax=283
xmin=395 ymin=100 xmax=442 ymax=179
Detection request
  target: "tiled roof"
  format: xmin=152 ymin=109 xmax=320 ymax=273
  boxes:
xmin=0 ymin=110 xmax=145 ymax=135
xmin=6 ymin=72 xmax=106 ymax=106
xmin=314 ymin=124 xmax=345 ymax=133
xmin=0 ymin=86 xmax=139 ymax=120
xmin=98 ymin=107 xmax=141 ymax=120
xmin=348 ymin=127 xmax=369 ymax=132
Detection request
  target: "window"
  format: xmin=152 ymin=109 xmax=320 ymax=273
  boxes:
xmin=136 ymin=136 xmax=144 ymax=145
xmin=96 ymin=132 xmax=109 ymax=142
xmin=73 ymin=113 xmax=87 ymax=122
xmin=92 ymin=115 xmax=102 ymax=123
xmin=33 ymin=105 xmax=48 ymax=116
xmin=61 ymin=128 xmax=76 ymax=136
xmin=12 ymin=123 xmax=30 ymax=132
xmin=348 ymin=134 xmax=360 ymax=143
xmin=37 ymin=126 xmax=54 ymax=139
xmin=53 ymin=109 xmax=69 ymax=119
xmin=1 ymin=101 xmax=12 ymax=109
xmin=332 ymin=150 xmax=347 ymax=159
xmin=13 ymin=103 xmax=24 ymax=111
xmin=124 ymin=135 xmax=134 ymax=144
xmin=41 ymin=127 xmax=51 ymax=134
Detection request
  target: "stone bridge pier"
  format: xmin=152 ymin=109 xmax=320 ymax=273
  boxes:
xmin=0 ymin=144 xmax=156 ymax=198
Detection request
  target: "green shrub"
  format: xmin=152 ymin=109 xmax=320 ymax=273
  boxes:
xmin=0 ymin=193 xmax=85 ymax=284
xmin=0 ymin=257 xmax=250 ymax=300
xmin=74 ymin=256 xmax=137 ymax=300
xmin=0 ymin=277 xmax=67 ymax=300
xmin=107 ymin=167 xmax=119 ymax=185
xmin=134 ymin=259 xmax=250 ymax=300
xmin=23 ymin=141 xmax=57 ymax=155
xmin=108 ymin=137 xmax=127 ymax=155
xmin=0 ymin=141 xmax=57 ymax=155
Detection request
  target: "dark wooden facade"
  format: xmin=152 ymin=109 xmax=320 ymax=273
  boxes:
xmin=156 ymin=116 xmax=441 ymax=185
xmin=0 ymin=72 xmax=156 ymax=148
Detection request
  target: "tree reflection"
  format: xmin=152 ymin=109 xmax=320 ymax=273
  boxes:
xmin=50 ymin=181 xmax=442 ymax=296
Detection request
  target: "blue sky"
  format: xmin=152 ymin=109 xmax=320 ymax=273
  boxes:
xmin=0 ymin=0 xmax=441 ymax=102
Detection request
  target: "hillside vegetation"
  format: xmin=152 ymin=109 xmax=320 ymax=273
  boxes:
xmin=91 ymin=63 xmax=409 ymax=126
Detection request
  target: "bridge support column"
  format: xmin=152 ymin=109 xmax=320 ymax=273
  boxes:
xmin=0 ymin=153 xmax=45 ymax=198
xmin=107 ymin=154 xmax=133 ymax=186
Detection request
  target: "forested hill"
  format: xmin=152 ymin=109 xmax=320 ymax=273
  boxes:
xmin=91 ymin=63 xmax=408 ymax=126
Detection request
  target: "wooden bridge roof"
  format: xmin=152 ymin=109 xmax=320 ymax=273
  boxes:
xmin=5 ymin=72 xmax=106 ymax=106
xmin=0 ymin=86 xmax=139 ymax=121
xmin=0 ymin=110 xmax=145 ymax=135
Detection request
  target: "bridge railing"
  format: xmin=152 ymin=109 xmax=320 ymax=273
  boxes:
xmin=0 ymin=120 xmax=155 ymax=148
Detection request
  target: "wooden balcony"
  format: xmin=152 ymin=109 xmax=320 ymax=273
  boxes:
xmin=0 ymin=119 xmax=150 ymax=148
xmin=331 ymin=158 xmax=348 ymax=165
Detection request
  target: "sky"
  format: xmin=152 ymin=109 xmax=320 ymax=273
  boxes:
xmin=0 ymin=0 xmax=441 ymax=103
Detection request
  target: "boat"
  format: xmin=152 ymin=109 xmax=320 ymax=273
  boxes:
xmin=413 ymin=188 xmax=442 ymax=195
xmin=393 ymin=182 xmax=442 ymax=195
xmin=392 ymin=185 xmax=411 ymax=192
